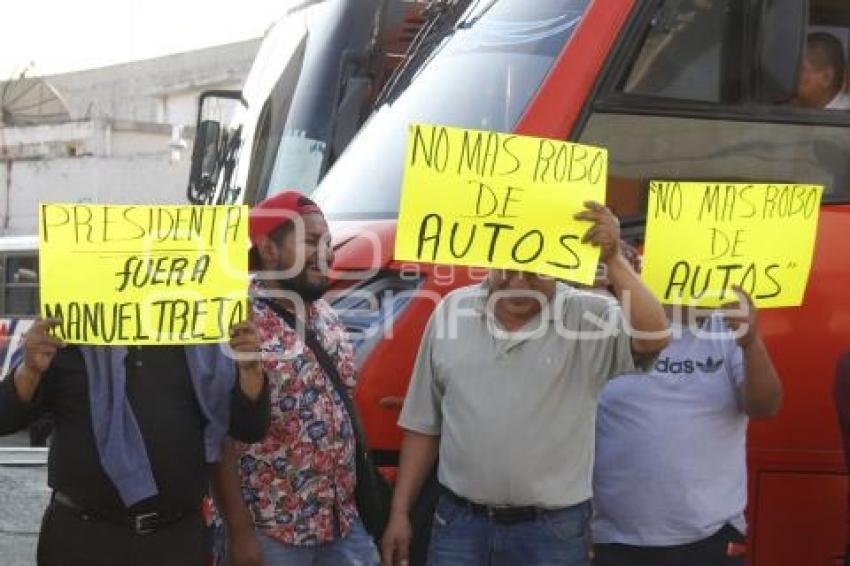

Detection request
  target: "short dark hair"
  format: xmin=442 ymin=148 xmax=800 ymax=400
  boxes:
xmin=267 ymin=219 xmax=295 ymax=245
xmin=808 ymin=32 xmax=846 ymax=92
xmin=251 ymin=221 xmax=295 ymax=271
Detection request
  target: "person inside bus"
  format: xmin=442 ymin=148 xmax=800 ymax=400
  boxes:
xmin=592 ymin=282 xmax=783 ymax=566
xmin=0 ymin=321 xmax=270 ymax=566
xmin=796 ymin=32 xmax=850 ymax=110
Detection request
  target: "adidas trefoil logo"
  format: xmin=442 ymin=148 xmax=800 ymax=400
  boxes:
xmin=695 ymin=356 xmax=724 ymax=373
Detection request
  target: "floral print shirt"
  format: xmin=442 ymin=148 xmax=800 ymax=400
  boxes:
xmin=236 ymin=283 xmax=358 ymax=546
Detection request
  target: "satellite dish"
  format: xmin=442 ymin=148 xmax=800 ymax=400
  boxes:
xmin=0 ymin=77 xmax=71 ymax=126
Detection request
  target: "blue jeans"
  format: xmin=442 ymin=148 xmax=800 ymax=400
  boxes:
xmin=256 ymin=518 xmax=379 ymax=566
xmin=427 ymin=495 xmax=591 ymax=566
xmin=593 ymin=524 xmax=746 ymax=566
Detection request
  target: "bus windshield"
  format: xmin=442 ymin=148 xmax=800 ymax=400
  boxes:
xmin=226 ymin=0 xmax=384 ymax=204
xmin=313 ymin=0 xmax=589 ymax=220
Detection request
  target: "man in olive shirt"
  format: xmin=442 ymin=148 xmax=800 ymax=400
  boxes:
xmin=381 ymin=202 xmax=669 ymax=566
xmin=0 ymin=319 xmax=270 ymax=566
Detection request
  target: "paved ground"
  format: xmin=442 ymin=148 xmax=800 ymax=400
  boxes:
xmin=0 ymin=466 xmax=49 ymax=565
xmin=0 ymin=433 xmax=49 ymax=565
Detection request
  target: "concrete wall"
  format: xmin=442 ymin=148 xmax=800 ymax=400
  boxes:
xmin=0 ymin=153 xmax=191 ymax=235
xmin=0 ymin=121 xmax=97 ymax=159
xmin=157 ymin=80 xmax=244 ymax=125
xmin=0 ymin=39 xmax=259 ymax=236
xmin=111 ymin=123 xmax=185 ymax=156
xmin=1 ymin=120 xmax=185 ymax=159
xmin=45 ymin=39 xmax=261 ymax=125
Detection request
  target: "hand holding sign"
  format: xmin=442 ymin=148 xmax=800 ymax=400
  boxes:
xmin=11 ymin=318 xmax=65 ymax=404
xmin=21 ymin=318 xmax=65 ymax=375
xmin=574 ymin=201 xmax=621 ymax=263
xmin=721 ymin=286 xmax=758 ymax=349
xmin=228 ymin=317 xmax=262 ymax=374
xmin=228 ymin=307 xmax=264 ymax=401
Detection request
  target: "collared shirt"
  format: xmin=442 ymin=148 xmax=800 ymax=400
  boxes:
xmin=399 ymin=282 xmax=637 ymax=508
xmin=236 ymin=281 xmax=357 ymax=547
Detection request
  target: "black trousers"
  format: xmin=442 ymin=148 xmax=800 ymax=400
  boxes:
xmin=594 ymin=524 xmax=746 ymax=566
xmin=36 ymin=500 xmax=210 ymax=566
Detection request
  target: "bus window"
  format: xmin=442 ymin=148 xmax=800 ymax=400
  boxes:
xmin=622 ymin=0 xmax=745 ymax=104
xmin=4 ymin=255 xmax=39 ymax=316
xmin=796 ymin=2 xmax=850 ymax=110
xmin=579 ymin=0 xmax=850 ymax=220
xmin=0 ymin=239 xmax=38 ymax=383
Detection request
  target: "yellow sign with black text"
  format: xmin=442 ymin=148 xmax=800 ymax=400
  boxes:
xmin=39 ymin=203 xmax=249 ymax=345
xmin=642 ymin=182 xmax=822 ymax=308
xmin=394 ymin=124 xmax=607 ymax=283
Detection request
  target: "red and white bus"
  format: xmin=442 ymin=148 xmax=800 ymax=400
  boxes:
xmin=197 ymin=0 xmax=850 ymax=562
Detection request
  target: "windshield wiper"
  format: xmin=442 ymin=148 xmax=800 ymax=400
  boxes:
xmin=374 ymin=0 xmax=473 ymax=107
xmin=217 ymin=126 xmax=243 ymax=205
xmin=455 ymin=0 xmax=497 ymax=29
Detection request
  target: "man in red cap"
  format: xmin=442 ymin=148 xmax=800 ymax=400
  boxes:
xmin=221 ymin=191 xmax=379 ymax=565
xmin=247 ymin=190 xmax=331 ymax=300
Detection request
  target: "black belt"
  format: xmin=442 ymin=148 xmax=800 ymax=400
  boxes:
xmin=440 ymin=486 xmax=544 ymax=525
xmin=51 ymin=491 xmax=194 ymax=535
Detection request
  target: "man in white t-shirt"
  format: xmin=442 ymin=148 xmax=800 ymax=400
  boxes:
xmin=592 ymin=287 xmax=782 ymax=566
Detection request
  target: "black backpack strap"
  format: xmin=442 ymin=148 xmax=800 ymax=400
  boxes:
xmin=256 ymin=298 xmax=370 ymax=450
xmin=256 ymin=297 xmax=391 ymax=540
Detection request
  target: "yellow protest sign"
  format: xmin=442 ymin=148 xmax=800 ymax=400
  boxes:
xmin=394 ymin=124 xmax=606 ymax=283
xmin=39 ymin=204 xmax=249 ymax=345
xmin=642 ymin=182 xmax=823 ymax=308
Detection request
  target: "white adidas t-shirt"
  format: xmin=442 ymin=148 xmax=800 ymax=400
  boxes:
xmin=592 ymin=314 xmax=747 ymax=546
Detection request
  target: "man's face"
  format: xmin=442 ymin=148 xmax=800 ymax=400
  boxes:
xmin=262 ymin=213 xmax=334 ymax=302
xmin=797 ymin=52 xmax=835 ymax=107
xmin=488 ymin=269 xmax=556 ymax=320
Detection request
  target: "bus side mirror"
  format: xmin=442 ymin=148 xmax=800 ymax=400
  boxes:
xmin=754 ymin=0 xmax=809 ymax=104
xmin=190 ymin=120 xmax=221 ymax=181
xmin=187 ymin=90 xmax=245 ymax=204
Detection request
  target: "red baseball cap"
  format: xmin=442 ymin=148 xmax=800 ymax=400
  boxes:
xmin=248 ymin=190 xmax=324 ymax=270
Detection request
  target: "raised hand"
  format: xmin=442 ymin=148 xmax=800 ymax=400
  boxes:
xmin=21 ymin=318 xmax=64 ymax=375
xmin=574 ymin=201 xmax=621 ymax=263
